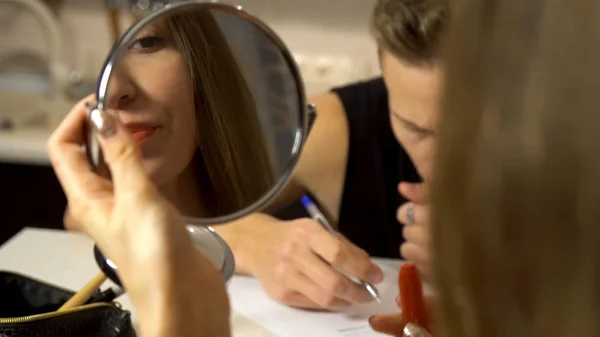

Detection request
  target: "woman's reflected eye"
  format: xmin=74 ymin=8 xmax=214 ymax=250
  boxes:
xmin=129 ymin=35 xmax=165 ymax=53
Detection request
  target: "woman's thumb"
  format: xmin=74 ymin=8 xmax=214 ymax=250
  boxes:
xmin=90 ymin=108 xmax=149 ymax=194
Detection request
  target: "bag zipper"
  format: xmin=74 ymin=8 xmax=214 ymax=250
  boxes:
xmin=0 ymin=302 xmax=119 ymax=324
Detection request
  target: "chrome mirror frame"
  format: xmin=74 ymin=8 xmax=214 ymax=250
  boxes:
xmin=89 ymin=0 xmax=317 ymax=226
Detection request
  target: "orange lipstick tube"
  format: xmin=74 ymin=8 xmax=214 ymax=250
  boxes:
xmin=398 ymin=263 xmax=430 ymax=332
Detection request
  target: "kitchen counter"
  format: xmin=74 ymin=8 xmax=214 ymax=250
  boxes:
xmin=0 ymin=129 xmax=52 ymax=165
xmin=0 ymin=92 xmax=72 ymax=165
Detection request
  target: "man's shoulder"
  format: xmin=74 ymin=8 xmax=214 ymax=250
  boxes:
xmin=331 ymin=76 xmax=387 ymax=102
xmin=327 ymin=77 xmax=390 ymax=141
xmin=331 ymin=76 xmax=388 ymax=119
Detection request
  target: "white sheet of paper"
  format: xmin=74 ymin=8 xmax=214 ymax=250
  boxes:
xmin=228 ymin=262 xmax=400 ymax=337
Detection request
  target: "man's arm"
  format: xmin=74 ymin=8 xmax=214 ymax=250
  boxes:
xmin=213 ymin=91 xmax=350 ymax=273
xmin=210 ymin=91 xmax=383 ymax=311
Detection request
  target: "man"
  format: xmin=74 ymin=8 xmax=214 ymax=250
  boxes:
xmin=214 ymin=0 xmax=447 ymax=310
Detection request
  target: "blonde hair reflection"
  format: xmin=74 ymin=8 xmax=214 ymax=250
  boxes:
xmin=167 ymin=9 xmax=276 ymax=217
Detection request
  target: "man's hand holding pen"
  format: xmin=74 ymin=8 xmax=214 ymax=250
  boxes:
xmin=397 ymin=182 xmax=432 ymax=280
xmin=246 ymin=216 xmax=384 ymax=310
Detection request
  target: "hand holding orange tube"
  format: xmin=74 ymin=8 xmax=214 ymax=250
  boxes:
xmin=399 ymin=263 xmax=430 ymax=332
xmin=369 ymin=262 xmax=432 ymax=336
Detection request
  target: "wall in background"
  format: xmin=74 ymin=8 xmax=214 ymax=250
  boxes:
xmin=0 ymin=0 xmax=382 ymax=95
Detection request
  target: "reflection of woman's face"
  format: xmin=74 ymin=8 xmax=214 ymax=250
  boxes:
xmin=106 ymin=19 xmax=196 ymax=187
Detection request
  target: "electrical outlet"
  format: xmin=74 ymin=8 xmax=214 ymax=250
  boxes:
xmin=292 ymin=52 xmax=373 ymax=95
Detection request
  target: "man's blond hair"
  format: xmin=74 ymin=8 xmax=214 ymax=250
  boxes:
xmin=371 ymin=0 xmax=449 ymax=65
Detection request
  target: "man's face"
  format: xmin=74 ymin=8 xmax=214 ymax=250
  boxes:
xmin=381 ymin=51 xmax=444 ymax=181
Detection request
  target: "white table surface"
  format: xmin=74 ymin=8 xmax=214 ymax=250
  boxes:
xmin=0 ymin=228 xmax=403 ymax=336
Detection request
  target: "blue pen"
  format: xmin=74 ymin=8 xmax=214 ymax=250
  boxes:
xmin=301 ymin=195 xmax=382 ymax=303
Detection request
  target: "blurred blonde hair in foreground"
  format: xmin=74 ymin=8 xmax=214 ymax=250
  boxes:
xmin=431 ymin=1 xmax=600 ymax=337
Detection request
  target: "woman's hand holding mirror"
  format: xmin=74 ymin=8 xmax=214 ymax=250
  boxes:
xmin=48 ymin=97 xmax=231 ymax=336
xmin=49 ymin=98 xmax=182 ymax=270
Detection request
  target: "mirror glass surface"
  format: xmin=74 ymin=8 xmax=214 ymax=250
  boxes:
xmin=90 ymin=2 xmax=307 ymax=224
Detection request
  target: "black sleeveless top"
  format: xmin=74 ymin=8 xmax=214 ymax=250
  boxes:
xmin=274 ymin=77 xmax=421 ymax=259
xmin=332 ymin=77 xmax=421 ymax=258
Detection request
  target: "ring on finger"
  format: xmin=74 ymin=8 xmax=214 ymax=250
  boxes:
xmin=406 ymin=203 xmax=416 ymax=225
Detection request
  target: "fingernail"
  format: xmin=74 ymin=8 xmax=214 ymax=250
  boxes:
xmin=396 ymin=294 xmax=401 ymax=305
xmin=406 ymin=203 xmax=416 ymax=225
xmin=84 ymin=102 xmax=95 ymax=113
xmin=368 ymin=315 xmax=376 ymax=324
xmin=90 ymin=108 xmax=117 ymax=138
xmin=403 ymin=323 xmax=430 ymax=337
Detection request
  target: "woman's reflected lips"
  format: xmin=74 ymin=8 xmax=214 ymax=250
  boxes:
xmin=124 ymin=123 xmax=159 ymax=144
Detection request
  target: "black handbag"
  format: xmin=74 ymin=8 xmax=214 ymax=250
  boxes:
xmin=0 ymin=271 xmax=136 ymax=337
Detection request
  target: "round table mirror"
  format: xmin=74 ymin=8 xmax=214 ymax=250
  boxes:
xmin=85 ymin=1 xmax=316 ymax=287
